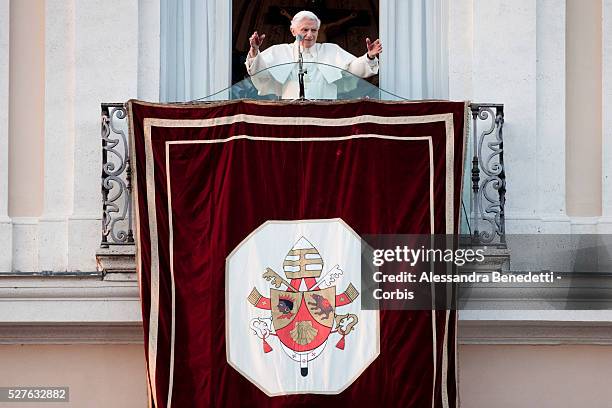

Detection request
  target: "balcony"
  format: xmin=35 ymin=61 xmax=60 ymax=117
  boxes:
xmin=96 ymin=100 xmax=507 ymax=278
xmin=96 ymin=63 xmax=507 ymax=276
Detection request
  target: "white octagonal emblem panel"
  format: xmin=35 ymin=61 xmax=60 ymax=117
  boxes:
xmin=226 ymin=218 xmax=380 ymax=396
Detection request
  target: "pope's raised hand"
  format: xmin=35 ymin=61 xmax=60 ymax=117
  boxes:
xmin=366 ymin=38 xmax=383 ymax=59
xmin=249 ymin=31 xmax=266 ymax=57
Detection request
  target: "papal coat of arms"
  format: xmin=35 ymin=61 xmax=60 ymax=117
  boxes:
xmin=248 ymin=237 xmax=359 ymax=377
xmin=226 ymin=219 xmax=379 ymax=396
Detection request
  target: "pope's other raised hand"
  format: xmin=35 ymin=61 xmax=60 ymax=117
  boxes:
xmin=249 ymin=31 xmax=266 ymax=58
xmin=366 ymin=38 xmax=383 ymax=59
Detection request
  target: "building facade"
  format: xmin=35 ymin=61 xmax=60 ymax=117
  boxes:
xmin=1 ymin=0 xmax=611 ymax=406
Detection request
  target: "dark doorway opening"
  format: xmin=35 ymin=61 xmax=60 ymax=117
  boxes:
xmin=231 ymin=0 xmax=380 ymax=86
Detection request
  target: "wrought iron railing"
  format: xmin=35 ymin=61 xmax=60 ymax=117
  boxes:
xmin=101 ymin=103 xmax=133 ymax=247
xmin=467 ymin=104 xmax=505 ymax=246
xmin=100 ymin=102 xmax=506 ymax=248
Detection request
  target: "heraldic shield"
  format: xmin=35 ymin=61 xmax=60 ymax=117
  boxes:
xmin=271 ymin=287 xmax=335 ymax=352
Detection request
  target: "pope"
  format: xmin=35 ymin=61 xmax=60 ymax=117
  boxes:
xmin=245 ymin=10 xmax=383 ymax=99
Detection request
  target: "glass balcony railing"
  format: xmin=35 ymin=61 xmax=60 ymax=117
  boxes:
xmin=196 ymin=62 xmax=404 ymax=102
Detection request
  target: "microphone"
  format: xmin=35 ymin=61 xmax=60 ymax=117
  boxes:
xmin=295 ymin=34 xmax=306 ymax=100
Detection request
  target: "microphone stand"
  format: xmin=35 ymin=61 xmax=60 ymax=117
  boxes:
xmin=297 ymin=36 xmax=307 ymax=100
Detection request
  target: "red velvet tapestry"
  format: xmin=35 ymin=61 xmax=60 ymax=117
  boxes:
xmin=128 ymin=99 xmax=467 ymax=408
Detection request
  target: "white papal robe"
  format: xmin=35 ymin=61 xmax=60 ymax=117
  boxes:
xmin=245 ymin=41 xmax=379 ymax=99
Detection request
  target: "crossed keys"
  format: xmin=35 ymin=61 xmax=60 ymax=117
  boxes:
xmin=263 ymin=268 xmax=297 ymax=292
xmin=263 ymin=265 xmax=344 ymax=293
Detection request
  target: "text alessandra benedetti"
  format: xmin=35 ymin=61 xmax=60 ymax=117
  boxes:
xmin=373 ymin=271 xmax=556 ymax=283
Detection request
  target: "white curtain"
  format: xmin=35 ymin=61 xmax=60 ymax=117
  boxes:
xmin=380 ymin=0 xmax=449 ymax=100
xmin=160 ymin=0 xmax=230 ymax=102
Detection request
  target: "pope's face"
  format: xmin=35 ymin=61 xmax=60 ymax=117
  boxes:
xmin=291 ymin=18 xmax=319 ymax=48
